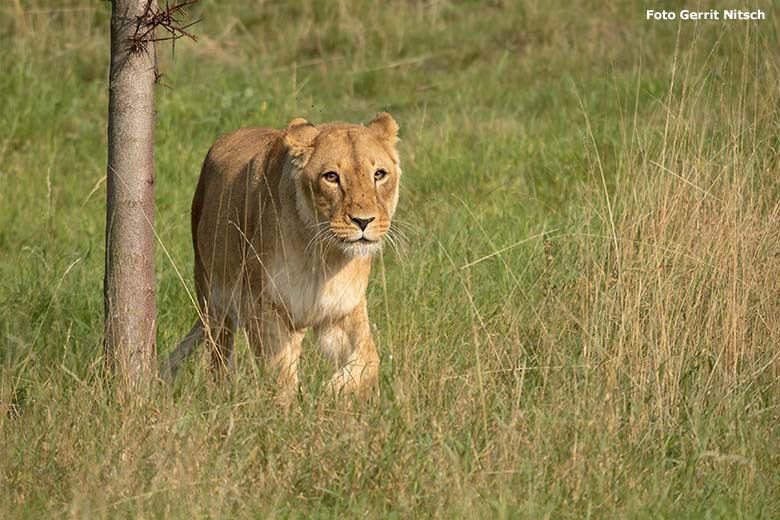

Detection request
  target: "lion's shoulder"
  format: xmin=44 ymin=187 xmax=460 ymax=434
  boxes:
xmin=206 ymin=127 xmax=280 ymax=169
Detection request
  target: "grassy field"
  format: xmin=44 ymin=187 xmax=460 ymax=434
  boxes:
xmin=2 ymin=0 xmax=780 ymax=516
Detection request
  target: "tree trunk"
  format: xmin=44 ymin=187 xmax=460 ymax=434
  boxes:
xmin=104 ymin=0 xmax=157 ymax=384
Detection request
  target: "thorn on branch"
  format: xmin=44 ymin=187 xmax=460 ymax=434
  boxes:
xmin=128 ymin=0 xmax=200 ymax=55
xmin=154 ymin=69 xmax=172 ymax=89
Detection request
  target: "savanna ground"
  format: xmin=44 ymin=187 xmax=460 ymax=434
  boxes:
xmin=2 ymin=0 xmax=780 ymax=517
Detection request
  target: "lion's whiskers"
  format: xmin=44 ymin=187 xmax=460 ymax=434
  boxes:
xmin=304 ymin=225 xmax=333 ymax=255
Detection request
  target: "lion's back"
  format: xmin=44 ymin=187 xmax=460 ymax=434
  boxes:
xmin=191 ymin=127 xmax=282 ymax=291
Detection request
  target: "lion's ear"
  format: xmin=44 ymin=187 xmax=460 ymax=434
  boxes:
xmin=283 ymin=118 xmax=319 ymax=162
xmin=367 ymin=112 xmax=399 ymax=145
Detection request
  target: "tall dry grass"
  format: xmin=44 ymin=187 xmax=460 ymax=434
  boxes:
xmin=531 ymin=29 xmax=780 ymax=485
xmin=574 ymin=35 xmax=780 ymax=411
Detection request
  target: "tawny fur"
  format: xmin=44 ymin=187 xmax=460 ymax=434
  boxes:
xmin=162 ymin=113 xmax=401 ymax=400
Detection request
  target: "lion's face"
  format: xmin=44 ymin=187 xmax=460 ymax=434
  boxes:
xmin=285 ymin=113 xmax=401 ymax=257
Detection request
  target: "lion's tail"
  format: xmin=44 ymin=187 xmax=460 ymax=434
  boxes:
xmin=160 ymin=319 xmax=205 ymax=384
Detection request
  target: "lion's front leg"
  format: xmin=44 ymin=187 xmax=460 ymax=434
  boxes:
xmin=245 ymin=305 xmax=305 ymax=403
xmin=314 ymin=299 xmax=379 ymax=397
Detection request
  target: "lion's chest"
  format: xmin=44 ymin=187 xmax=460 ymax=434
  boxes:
xmin=265 ymin=261 xmax=365 ymax=328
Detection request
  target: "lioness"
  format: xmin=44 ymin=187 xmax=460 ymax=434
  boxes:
xmin=163 ymin=113 xmax=401 ymax=399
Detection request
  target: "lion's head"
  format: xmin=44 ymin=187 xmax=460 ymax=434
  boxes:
xmin=283 ymin=112 xmax=401 ymax=257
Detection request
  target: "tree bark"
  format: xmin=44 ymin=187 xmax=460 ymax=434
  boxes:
xmin=104 ymin=0 xmax=157 ymax=384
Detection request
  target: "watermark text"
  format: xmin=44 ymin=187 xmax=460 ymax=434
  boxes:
xmin=646 ymin=9 xmax=766 ymax=21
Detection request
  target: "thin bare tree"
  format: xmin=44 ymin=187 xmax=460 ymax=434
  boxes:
xmin=104 ymin=0 xmax=198 ymax=386
xmin=105 ymin=0 xmax=158 ymax=385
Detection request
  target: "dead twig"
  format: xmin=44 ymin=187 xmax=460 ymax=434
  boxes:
xmin=129 ymin=0 xmax=200 ymax=60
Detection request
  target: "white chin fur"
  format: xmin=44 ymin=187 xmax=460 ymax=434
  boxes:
xmin=339 ymin=240 xmax=382 ymax=257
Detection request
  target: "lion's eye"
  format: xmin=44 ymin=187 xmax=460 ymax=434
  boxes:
xmin=374 ymin=169 xmax=388 ymax=181
xmin=322 ymin=171 xmax=339 ymax=184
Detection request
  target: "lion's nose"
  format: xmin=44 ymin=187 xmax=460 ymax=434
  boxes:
xmin=349 ymin=215 xmax=375 ymax=231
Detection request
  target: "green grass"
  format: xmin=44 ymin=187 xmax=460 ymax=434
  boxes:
xmin=2 ymin=0 xmax=780 ymax=517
